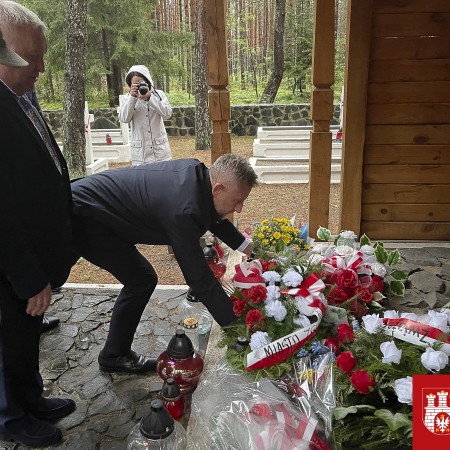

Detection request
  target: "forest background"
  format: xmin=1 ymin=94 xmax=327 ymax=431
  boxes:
xmin=24 ymin=0 xmax=347 ymax=108
xmin=21 ymin=0 xmax=346 ymax=177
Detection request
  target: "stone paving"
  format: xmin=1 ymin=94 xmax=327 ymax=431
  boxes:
xmin=0 ymin=244 xmax=449 ymax=449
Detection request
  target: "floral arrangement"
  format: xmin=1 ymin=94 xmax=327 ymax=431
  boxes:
xmin=329 ymin=309 xmax=450 ymax=449
xmin=220 ymin=254 xmax=328 ymax=379
xmin=251 ymin=217 xmax=310 ymax=254
xmin=313 ymin=227 xmax=408 ymax=318
xmin=220 ymin=223 xmax=409 ymax=381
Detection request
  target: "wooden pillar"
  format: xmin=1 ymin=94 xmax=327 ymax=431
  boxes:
xmin=339 ymin=0 xmax=372 ymax=235
xmin=309 ymin=0 xmax=335 ymax=235
xmin=205 ymin=0 xmax=231 ymax=163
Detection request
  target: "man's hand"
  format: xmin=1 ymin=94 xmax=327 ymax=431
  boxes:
xmin=26 ymin=283 xmax=52 ymax=316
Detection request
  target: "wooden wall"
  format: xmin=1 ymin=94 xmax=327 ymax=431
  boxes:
xmin=341 ymin=0 xmax=450 ymax=240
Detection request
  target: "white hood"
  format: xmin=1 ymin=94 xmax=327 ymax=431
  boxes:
xmin=126 ymin=65 xmax=154 ymax=87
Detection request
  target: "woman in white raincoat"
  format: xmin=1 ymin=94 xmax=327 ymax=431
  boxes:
xmin=119 ymin=65 xmax=173 ymax=165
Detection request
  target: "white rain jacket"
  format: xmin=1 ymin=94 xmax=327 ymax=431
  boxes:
xmin=119 ymin=65 xmax=173 ymax=165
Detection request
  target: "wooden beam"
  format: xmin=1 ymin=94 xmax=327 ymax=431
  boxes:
xmin=339 ymin=0 xmax=373 ymax=235
xmin=309 ymin=0 xmax=335 ymax=235
xmin=205 ymin=0 xmax=231 ymax=163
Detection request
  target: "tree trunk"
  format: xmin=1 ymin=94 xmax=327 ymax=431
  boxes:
xmin=110 ymin=61 xmax=121 ymax=106
xmin=194 ymin=0 xmax=210 ymax=150
xmin=62 ymin=0 xmax=87 ymax=179
xmin=260 ymin=0 xmax=286 ymax=103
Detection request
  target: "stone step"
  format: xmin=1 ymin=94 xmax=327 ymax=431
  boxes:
xmin=256 ymin=125 xmax=339 ymax=139
xmin=253 ymin=139 xmax=342 ymax=158
xmin=249 ymin=157 xmax=341 ymax=184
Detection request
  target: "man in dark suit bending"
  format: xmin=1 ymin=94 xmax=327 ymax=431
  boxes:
xmin=71 ymin=155 xmax=257 ymax=374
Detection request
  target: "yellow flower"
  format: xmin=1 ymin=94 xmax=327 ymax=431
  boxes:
xmin=257 ymin=232 xmax=264 ymax=239
xmin=273 ymin=231 xmax=281 ymax=240
xmin=262 ymin=239 xmax=269 ymax=245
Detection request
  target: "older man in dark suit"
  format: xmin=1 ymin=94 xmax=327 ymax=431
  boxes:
xmin=71 ymin=155 xmax=257 ymax=374
xmin=0 ymin=1 xmax=76 ymax=447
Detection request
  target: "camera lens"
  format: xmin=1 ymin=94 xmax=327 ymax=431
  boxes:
xmin=138 ymin=81 xmax=149 ymax=95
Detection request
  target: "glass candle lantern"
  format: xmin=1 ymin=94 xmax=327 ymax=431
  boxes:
xmin=161 ymin=377 xmax=185 ymax=420
xmin=203 ymin=243 xmax=226 ymax=282
xmin=156 ymin=329 xmax=204 ymax=395
xmin=126 ymin=399 xmax=187 ymax=449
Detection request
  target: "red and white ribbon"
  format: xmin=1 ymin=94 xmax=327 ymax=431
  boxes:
xmin=233 ymin=259 xmax=266 ymax=289
xmin=383 ymin=318 xmax=450 ymax=355
xmin=322 ymin=251 xmax=364 ymax=275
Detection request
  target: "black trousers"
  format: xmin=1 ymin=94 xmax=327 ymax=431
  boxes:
xmin=0 ymin=279 xmax=43 ymax=428
xmin=72 ymin=216 xmax=158 ymax=356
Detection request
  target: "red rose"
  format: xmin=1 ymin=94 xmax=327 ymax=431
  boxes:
xmin=327 ymin=287 xmax=349 ymax=305
xmin=262 ymin=260 xmax=278 ymax=272
xmin=324 ymin=337 xmax=340 ymax=352
xmin=337 ymin=323 xmax=354 ymax=343
xmin=333 ymin=269 xmax=358 ymax=290
xmin=245 ymin=309 xmax=264 ymax=331
xmin=232 ymin=299 xmax=247 ymax=317
xmin=350 ymin=370 xmax=376 ymax=394
xmin=356 ymin=286 xmax=373 ymax=304
xmin=336 ymin=351 xmax=357 ymax=374
xmin=369 ymin=275 xmax=384 ymax=293
xmin=244 ymin=285 xmax=267 ymax=304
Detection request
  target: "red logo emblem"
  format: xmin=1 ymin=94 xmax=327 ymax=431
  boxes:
xmin=413 ymin=374 xmax=450 ymax=448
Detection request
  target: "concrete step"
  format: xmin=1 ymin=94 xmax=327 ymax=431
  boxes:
xmin=253 ymin=140 xmax=342 ymax=158
xmin=249 ymin=157 xmax=341 ymax=184
xmin=256 ymin=125 xmax=339 ymax=139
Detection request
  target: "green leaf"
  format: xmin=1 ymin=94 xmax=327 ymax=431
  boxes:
xmin=317 ymin=226 xmax=331 ymax=241
xmin=390 ymin=269 xmax=408 ymax=281
xmin=387 ymin=249 xmax=401 ymax=266
xmin=390 ymin=280 xmax=406 ymax=297
xmin=374 ymin=409 xmax=412 ymax=431
xmin=333 ymin=405 xmax=376 ymax=420
xmin=360 ymin=234 xmax=371 ymax=246
xmin=374 ymin=245 xmax=388 ymax=264
xmin=370 ymin=301 xmax=383 ymax=309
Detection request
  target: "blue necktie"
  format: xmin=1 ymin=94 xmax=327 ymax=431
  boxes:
xmin=18 ymin=95 xmax=62 ymax=174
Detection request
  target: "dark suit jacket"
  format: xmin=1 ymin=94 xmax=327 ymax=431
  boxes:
xmin=71 ymin=159 xmax=246 ymax=325
xmin=0 ymin=81 xmax=73 ymax=299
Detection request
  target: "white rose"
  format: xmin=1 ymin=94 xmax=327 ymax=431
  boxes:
xmin=380 ymin=341 xmax=402 ymax=365
xmin=428 ymin=310 xmax=450 ymax=332
xmin=340 ymin=230 xmax=357 ymax=240
xmin=335 ymin=245 xmax=354 ymax=256
xmin=394 ymin=377 xmax=413 ymax=405
xmin=421 ymin=347 xmax=449 ymax=372
xmin=384 ymin=310 xmax=399 ymax=319
xmin=370 ymin=262 xmax=387 ymax=277
xmin=362 ymin=314 xmax=383 ymax=334
xmin=311 ymin=242 xmax=330 ymax=255
xmin=400 ymin=312 xmax=418 ymax=322
xmin=440 ymin=308 xmax=450 ymax=324
xmin=308 ymin=253 xmax=323 ymax=266
xmin=360 ymin=244 xmax=375 ymax=255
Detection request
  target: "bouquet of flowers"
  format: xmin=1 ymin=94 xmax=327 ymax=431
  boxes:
xmin=328 ymin=308 xmax=450 ymax=449
xmin=312 ymin=227 xmax=408 ymax=318
xmin=220 ymin=254 xmax=329 ymax=380
xmin=251 ymin=217 xmax=310 ymax=255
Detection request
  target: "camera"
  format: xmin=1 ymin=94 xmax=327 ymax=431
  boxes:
xmin=138 ymin=81 xmax=150 ymax=95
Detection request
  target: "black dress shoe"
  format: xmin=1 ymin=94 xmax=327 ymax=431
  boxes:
xmin=41 ymin=315 xmax=60 ymax=333
xmin=98 ymin=350 xmax=157 ymax=374
xmin=0 ymin=415 xmax=62 ymax=447
xmin=32 ymin=397 xmax=76 ymax=422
